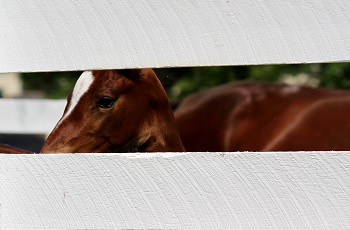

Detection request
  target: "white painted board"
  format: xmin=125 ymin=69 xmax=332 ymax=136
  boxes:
xmin=1 ymin=0 xmax=350 ymax=72
xmin=0 ymin=99 xmax=66 ymax=134
xmin=1 ymin=152 xmax=350 ymax=229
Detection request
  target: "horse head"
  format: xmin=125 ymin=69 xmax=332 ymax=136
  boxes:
xmin=41 ymin=69 xmax=185 ymax=153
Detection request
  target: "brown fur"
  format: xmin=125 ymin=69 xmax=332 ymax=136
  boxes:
xmin=174 ymin=81 xmax=350 ymax=151
xmin=41 ymin=69 xmax=185 ymax=153
xmin=0 ymin=144 xmax=33 ymax=154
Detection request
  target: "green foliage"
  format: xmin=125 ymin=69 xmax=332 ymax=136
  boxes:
xmin=21 ymin=71 xmax=81 ymax=99
xmin=19 ymin=63 xmax=350 ymax=100
xmin=248 ymin=64 xmax=309 ymax=82
xmin=319 ymin=63 xmax=350 ymax=89
xmin=169 ymin=63 xmax=350 ymax=100
xmin=166 ymin=66 xmax=249 ymax=100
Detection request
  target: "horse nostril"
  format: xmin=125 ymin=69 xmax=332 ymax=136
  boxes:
xmin=97 ymin=96 xmax=116 ymax=109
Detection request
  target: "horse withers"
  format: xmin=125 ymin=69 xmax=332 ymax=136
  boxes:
xmin=41 ymin=69 xmax=185 ymax=153
xmin=173 ymin=81 xmax=350 ymax=151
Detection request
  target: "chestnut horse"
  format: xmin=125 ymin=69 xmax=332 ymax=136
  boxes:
xmin=173 ymin=81 xmax=350 ymax=151
xmin=41 ymin=69 xmax=185 ymax=153
xmin=0 ymin=144 xmax=33 ymax=154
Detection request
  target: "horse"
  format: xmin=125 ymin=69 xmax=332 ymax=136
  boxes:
xmin=41 ymin=69 xmax=185 ymax=153
xmin=0 ymin=144 xmax=33 ymax=154
xmin=173 ymin=81 xmax=350 ymax=151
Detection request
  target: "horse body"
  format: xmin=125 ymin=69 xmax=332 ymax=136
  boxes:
xmin=174 ymin=81 xmax=350 ymax=151
xmin=41 ymin=69 xmax=185 ymax=153
xmin=0 ymin=144 xmax=33 ymax=154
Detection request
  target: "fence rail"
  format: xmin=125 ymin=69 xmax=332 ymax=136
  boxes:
xmin=0 ymin=99 xmax=65 ymax=134
xmin=1 ymin=0 xmax=350 ymax=72
xmin=2 ymin=152 xmax=350 ymax=229
xmin=1 ymin=0 xmax=350 ymax=229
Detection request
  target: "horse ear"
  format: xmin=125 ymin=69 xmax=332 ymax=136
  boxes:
xmin=116 ymin=69 xmax=141 ymax=79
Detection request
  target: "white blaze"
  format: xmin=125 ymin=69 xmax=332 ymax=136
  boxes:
xmin=56 ymin=71 xmax=94 ymax=125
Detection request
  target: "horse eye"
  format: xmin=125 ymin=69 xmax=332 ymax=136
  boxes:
xmin=97 ymin=96 xmax=116 ymax=109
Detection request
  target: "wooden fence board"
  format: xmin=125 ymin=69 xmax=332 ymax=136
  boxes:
xmin=0 ymin=99 xmax=65 ymax=134
xmin=1 ymin=152 xmax=350 ymax=229
xmin=1 ymin=0 xmax=350 ymax=72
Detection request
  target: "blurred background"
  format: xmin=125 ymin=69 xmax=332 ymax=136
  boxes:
xmin=1 ymin=62 xmax=350 ymax=152
xmin=13 ymin=62 xmax=350 ymax=101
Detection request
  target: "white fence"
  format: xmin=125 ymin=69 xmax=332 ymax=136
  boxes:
xmin=0 ymin=99 xmax=65 ymax=134
xmin=1 ymin=0 xmax=350 ymax=229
